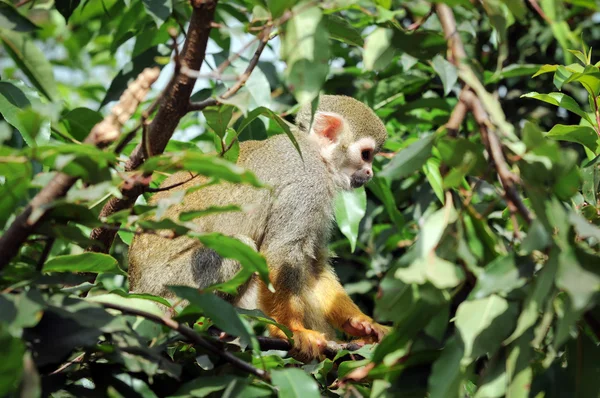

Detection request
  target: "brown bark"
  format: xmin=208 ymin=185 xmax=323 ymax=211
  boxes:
xmin=88 ymin=1 xmax=219 ymax=252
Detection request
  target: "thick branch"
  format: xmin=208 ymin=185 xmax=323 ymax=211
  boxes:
xmin=88 ymin=1 xmax=219 ymax=252
xmin=99 ymin=301 xmax=270 ymax=381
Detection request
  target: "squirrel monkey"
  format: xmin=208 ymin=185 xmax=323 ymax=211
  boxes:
xmin=128 ymin=95 xmax=390 ymax=360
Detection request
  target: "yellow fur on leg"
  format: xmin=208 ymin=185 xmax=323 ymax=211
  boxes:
xmin=259 ymin=281 xmax=328 ymax=361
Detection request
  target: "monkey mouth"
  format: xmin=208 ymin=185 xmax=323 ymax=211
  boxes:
xmin=351 ymin=175 xmax=371 ymax=188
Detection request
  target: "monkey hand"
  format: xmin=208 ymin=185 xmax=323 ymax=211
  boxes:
xmin=343 ymin=315 xmax=390 ymax=343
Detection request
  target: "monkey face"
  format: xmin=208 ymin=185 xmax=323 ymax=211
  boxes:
xmin=342 ymin=137 xmax=376 ymax=189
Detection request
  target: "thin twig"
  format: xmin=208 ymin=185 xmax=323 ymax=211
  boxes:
xmin=99 ymin=301 xmax=271 ymax=381
xmin=188 ymin=26 xmax=272 ymax=112
xmin=36 ymin=237 xmax=55 ymax=272
xmin=146 ymin=172 xmax=199 ymax=193
xmin=527 ymin=0 xmax=552 ymax=24
xmin=407 ymin=6 xmax=434 ymax=31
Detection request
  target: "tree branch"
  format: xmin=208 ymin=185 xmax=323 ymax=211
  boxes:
xmin=0 ymin=68 xmax=160 ymax=271
xmin=98 ymin=301 xmax=270 ymax=381
xmin=207 ymin=327 xmax=363 ymax=359
xmin=88 ymin=1 xmax=219 ymax=252
xmin=188 ymin=26 xmax=272 ymax=112
xmin=436 ymin=4 xmax=533 ymax=225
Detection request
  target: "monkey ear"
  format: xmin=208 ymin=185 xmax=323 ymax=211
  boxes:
xmin=311 ymin=112 xmax=344 ymax=144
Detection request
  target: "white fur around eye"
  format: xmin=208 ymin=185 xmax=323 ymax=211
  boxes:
xmin=348 ymin=137 xmax=376 ymax=165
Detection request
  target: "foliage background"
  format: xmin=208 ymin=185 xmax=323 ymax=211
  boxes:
xmin=1 ymin=0 xmax=600 ymax=397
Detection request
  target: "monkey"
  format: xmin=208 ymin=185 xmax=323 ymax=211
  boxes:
xmin=128 ymin=95 xmax=390 ymax=361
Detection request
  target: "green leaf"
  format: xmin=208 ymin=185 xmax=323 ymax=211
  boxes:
xmin=0 ymin=30 xmax=57 ymax=101
xmin=367 ymin=176 xmax=405 ymax=227
xmin=172 ymin=375 xmax=245 ymax=398
xmin=522 ymin=92 xmax=594 ymax=125
xmin=266 ymin=0 xmax=295 ymax=18
xmin=428 ymin=336 xmax=465 ymax=398
xmin=556 ymin=246 xmax=600 ymax=312
xmin=392 ymin=29 xmax=447 ymax=60
xmin=416 ymin=204 xmax=457 ymax=257
xmin=334 ymin=187 xmax=367 ymax=253
xmin=0 ymin=290 xmax=44 ymax=335
xmin=423 ymin=158 xmax=444 ymax=204
xmin=0 ymin=326 xmax=25 ymax=397
xmin=0 ymin=81 xmax=37 ymax=145
xmin=107 ymin=289 xmax=173 ymax=308
xmin=237 ymin=106 xmax=300 ymax=157
xmin=191 ymin=232 xmax=270 ymax=288
xmin=505 ymin=249 xmax=558 ymax=344
xmin=563 ymin=64 xmax=600 ymax=97
xmin=170 ymin=286 xmax=255 ymax=348
xmin=86 ymin=293 xmax=165 ymax=317
xmin=61 ymin=107 xmax=104 ymax=142
xmin=142 ymin=0 xmax=172 ymax=26
xmin=237 ymin=308 xmax=293 ymax=339
xmin=204 ymin=105 xmax=234 ymax=138
xmin=43 ymin=253 xmax=124 ymax=275
xmin=505 ymin=332 xmax=533 ymax=398
xmin=432 ymin=55 xmax=458 ymax=96
xmin=470 ymin=255 xmax=530 ymax=299
xmin=324 ymin=14 xmax=363 ymax=47
xmin=380 ymin=134 xmax=435 ymax=179
xmin=532 ymin=64 xmax=558 ymax=77
xmin=271 ymin=368 xmax=320 ymax=398
xmin=0 ymin=2 xmax=38 ymax=32
xmin=363 ymin=28 xmax=394 ymax=71
xmin=55 ymin=0 xmax=82 ymax=22
xmin=455 ymin=295 xmax=518 ymax=363
xmin=0 ymin=155 xmax=31 ymax=229
xmin=545 ymin=124 xmax=600 ymax=153
xmin=281 ymin=5 xmax=329 ymax=105
xmin=179 ymin=205 xmax=241 ymax=222
xmin=395 ymin=256 xmax=464 ymax=289
xmin=141 ymin=152 xmax=262 ymax=187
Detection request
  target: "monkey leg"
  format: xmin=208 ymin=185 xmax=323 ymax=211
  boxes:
xmin=313 ymin=267 xmax=390 ymax=342
xmin=258 ymin=280 xmax=329 ymax=362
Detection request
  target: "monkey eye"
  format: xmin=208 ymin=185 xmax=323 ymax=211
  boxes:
xmin=361 ymin=149 xmax=373 ymax=162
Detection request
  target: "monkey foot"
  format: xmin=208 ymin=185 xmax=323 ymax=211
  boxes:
xmin=343 ymin=316 xmax=390 ymax=342
xmin=289 ymin=329 xmax=328 ymax=362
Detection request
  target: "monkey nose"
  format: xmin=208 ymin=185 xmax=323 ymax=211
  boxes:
xmin=365 ymin=169 xmax=372 ymax=176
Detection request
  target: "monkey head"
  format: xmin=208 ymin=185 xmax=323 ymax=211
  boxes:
xmin=296 ymin=95 xmax=388 ymax=190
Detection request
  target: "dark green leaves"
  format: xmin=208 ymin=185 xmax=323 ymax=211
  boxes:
xmin=380 ymin=135 xmax=435 ymax=179
xmin=545 ymin=124 xmax=600 ymax=153
xmin=0 ymin=2 xmax=37 ymax=32
xmin=0 ymin=31 xmax=57 ymax=101
xmin=271 ymin=368 xmax=320 ymax=398
xmin=55 ymin=0 xmax=82 ymax=22
xmin=0 ymin=326 xmax=25 ymax=397
xmin=170 ymin=286 xmax=255 ymax=347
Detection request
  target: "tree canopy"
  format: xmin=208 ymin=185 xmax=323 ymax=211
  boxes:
xmin=1 ymin=0 xmax=600 ymax=397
